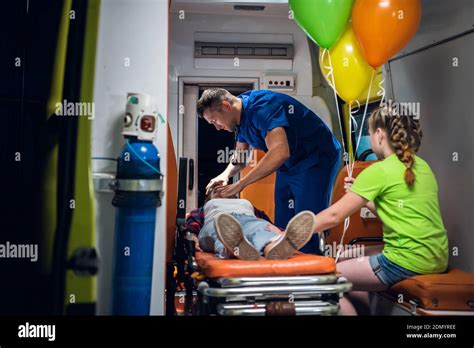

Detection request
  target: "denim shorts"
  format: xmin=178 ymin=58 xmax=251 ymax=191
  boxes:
xmin=369 ymin=253 xmax=419 ymax=286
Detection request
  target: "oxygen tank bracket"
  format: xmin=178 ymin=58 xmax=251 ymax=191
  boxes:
xmin=114 ymin=178 xmax=163 ymax=192
xmin=93 ymin=172 xmax=116 ymax=193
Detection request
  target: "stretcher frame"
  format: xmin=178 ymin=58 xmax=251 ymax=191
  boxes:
xmin=196 ymin=274 xmax=352 ymax=316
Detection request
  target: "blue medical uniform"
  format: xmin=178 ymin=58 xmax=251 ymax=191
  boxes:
xmin=236 ymin=90 xmax=341 ymax=253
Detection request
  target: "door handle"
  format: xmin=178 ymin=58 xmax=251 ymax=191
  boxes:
xmin=188 ymin=159 xmax=194 ymax=191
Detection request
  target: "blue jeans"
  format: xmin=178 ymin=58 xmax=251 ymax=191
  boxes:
xmin=369 ymin=253 xmax=420 ymax=286
xmin=198 ymin=213 xmax=279 ymax=258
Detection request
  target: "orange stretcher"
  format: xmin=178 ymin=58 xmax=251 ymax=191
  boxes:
xmin=165 ymin=126 xmax=351 ymax=316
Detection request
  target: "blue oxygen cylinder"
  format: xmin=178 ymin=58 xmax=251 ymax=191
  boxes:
xmin=111 ymin=136 xmax=161 ymax=315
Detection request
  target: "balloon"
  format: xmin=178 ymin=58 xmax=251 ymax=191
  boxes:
xmin=289 ymin=0 xmax=354 ymax=49
xmin=352 ymin=0 xmax=421 ymax=68
xmin=319 ymin=25 xmax=374 ymax=104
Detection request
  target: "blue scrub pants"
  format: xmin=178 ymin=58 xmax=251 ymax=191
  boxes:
xmin=274 ymin=152 xmax=341 ymax=254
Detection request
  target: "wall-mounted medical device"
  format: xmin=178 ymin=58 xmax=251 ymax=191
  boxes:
xmin=261 ymin=72 xmax=296 ymax=93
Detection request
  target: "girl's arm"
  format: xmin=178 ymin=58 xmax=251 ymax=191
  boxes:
xmin=314 ymin=192 xmax=368 ymax=233
xmin=365 ymin=201 xmax=378 ymax=217
xmin=344 ymin=176 xmax=378 ymax=218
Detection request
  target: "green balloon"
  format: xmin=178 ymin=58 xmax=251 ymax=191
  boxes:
xmin=290 ymin=0 xmax=354 ymax=49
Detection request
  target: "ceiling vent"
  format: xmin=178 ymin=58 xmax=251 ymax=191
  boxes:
xmin=234 ymin=5 xmax=265 ymax=11
xmin=194 ymin=42 xmax=294 ymax=59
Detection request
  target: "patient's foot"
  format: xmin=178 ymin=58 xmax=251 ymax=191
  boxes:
xmin=215 ymin=213 xmax=260 ymax=261
xmin=264 ymin=211 xmax=316 ymax=260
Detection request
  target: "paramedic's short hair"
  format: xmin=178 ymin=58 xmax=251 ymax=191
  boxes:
xmin=196 ymin=88 xmax=234 ymax=118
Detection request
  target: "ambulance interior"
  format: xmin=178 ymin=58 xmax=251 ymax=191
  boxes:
xmin=98 ymin=0 xmax=474 ymax=316
xmin=2 ymin=0 xmax=473 ymax=318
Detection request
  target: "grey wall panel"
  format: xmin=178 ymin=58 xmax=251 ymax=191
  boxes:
xmin=393 ymin=0 xmax=473 ymax=59
xmin=387 ymin=32 xmax=474 ymax=272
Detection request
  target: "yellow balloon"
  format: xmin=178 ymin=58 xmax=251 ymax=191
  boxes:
xmin=319 ymin=24 xmax=374 ymax=104
xmin=356 ymin=66 xmax=383 ymax=102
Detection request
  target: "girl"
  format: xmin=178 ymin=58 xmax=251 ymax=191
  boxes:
xmin=313 ymin=106 xmax=448 ymax=315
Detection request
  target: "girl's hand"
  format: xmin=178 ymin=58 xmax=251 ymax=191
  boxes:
xmin=344 ymin=176 xmax=355 ymax=192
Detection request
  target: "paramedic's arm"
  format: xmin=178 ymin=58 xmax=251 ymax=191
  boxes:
xmin=216 ymin=127 xmax=289 ymax=197
xmin=206 ymin=141 xmax=249 ymax=193
xmin=238 ymin=127 xmax=289 ymax=188
xmin=227 ymin=141 xmax=250 ymax=176
xmin=314 ymin=192 xmax=368 ymax=233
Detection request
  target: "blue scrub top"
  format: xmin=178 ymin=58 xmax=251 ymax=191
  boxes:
xmin=236 ymin=90 xmax=340 ymax=173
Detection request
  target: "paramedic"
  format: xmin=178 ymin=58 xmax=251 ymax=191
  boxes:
xmin=197 ymin=88 xmax=341 ymax=253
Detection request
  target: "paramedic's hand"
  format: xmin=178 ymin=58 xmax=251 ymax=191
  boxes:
xmin=206 ymin=173 xmax=229 ymax=194
xmin=215 ymin=181 xmax=244 ymax=198
xmin=344 ymin=176 xmax=355 ymax=192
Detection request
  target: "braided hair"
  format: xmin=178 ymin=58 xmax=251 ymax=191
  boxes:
xmin=369 ymin=106 xmax=423 ymax=187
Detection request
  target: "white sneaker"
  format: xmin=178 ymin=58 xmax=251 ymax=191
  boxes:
xmin=214 ymin=213 xmax=260 ymax=261
xmin=264 ymin=211 xmax=316 ymax=260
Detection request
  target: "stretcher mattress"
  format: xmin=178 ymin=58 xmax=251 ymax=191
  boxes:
xmin=195 ymin=251 xmax=336 ymax=278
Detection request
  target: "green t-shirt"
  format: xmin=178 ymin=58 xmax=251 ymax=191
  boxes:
xmin=351 ymin=154 xmax=448 ymax=274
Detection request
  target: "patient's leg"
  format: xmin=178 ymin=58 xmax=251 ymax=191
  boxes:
xmin=236 ymin=214 xmax=282 ymax=255
xmin=198 ymin=219 xmax=227 ymax=258
xmin=214 ymin=213 xmax=261 ymax=260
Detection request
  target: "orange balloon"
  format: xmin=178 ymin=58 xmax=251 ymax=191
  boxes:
xmin=352 ymin=0 xmax=421 ymax=68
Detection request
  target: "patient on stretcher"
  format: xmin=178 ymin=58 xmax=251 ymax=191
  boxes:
xmin=185 ymin=185 xmax=316 ymax=260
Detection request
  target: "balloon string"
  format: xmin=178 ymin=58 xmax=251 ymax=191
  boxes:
xmin=325 ymin=48 xmax=353 ymax=262
xmin=377 ymin=76 xmax=386 ymax=107
xmin=335 ymin=102 xmax=355 ymax=263
xmin=325 ymin=48 xmax=351 ymax=176
xmin=351 ymin=69 xmax=376 ymax=176
xmin=335 ymin=216 xmax=350 ymax=263
xmin=336 ymin=70 xmax=376 ymax=262
xmin=321 ymin=48 xmax=335 ymax=90
xmin=347 ymin=103 xmax=356 ymax=178
xmin=349 ymin=99 xmax=361 ymax=144
xmin=350 ymin=99 xmax=361 ymax=116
